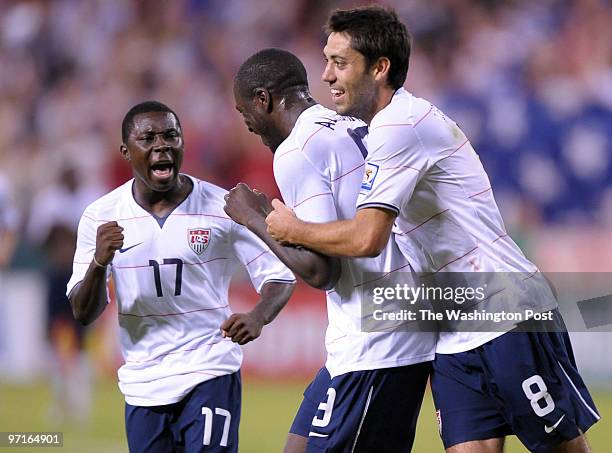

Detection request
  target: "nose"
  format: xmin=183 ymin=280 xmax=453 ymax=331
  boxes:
xmin=151 ymin=133 xmax=172 ymax=151
xmin=322 ymin=62 xmax=335 ymax=83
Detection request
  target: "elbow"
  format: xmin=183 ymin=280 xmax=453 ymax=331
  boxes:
xmin=72 ymin=305 xmax=92 ymax=326
xmin=70 ymin=298 xmax=96 ymax=326
xmin=303 ymin=268 xmax=335 ymax=290
xmin=356 ymin=233 xmax=386 ymax=258
xmin=304 ymin=272 xmax=335 ymax=291
xmin=303 ymin=257 xmax=341 ymax=290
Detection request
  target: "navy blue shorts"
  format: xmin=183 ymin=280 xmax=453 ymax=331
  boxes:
xmin=432 ymin=315 xmax=600 ymax=452
xmin=291 ymin=363 xmax=431 ymax=453
xmin=125 ymin=372 xmax=241 ymax=453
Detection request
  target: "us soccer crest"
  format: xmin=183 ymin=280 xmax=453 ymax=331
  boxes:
xmin=188 ymin=228 xmax=211 ymax=255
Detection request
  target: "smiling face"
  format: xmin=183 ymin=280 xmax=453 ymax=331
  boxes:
xmin=322 ymin=32 xmax=379 ymax=122
xmin=122 ymin=111 xmax=184 ymax=193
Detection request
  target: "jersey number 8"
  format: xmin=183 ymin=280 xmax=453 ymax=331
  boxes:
xmin=521 ymin=374 xmax=555 ymax=417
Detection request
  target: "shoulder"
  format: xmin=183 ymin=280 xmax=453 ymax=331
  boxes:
xmin=370 ymin=90 xmax=461 ymax=148
xmin=296 ymin=106 xmax=361 ymax=149
xmin=81 ymin=180 xmax=131 ymax=221
xmin=278 ymin=106 xmax=364 ymax=166
xmin=370 ymin=89 xmax=428 ymax=129
xmin=190 ymin=176 xmax=228 ymax=200
xmin=186 ymin=175 xmax=232 ymax=218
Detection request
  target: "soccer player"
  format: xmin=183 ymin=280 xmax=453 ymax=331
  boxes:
xmin=67 ymin=101 xmax=296 ymax=453
xmin=226 ymin=48 xmax=435 ymax=453
xmin=265 ymin=6 xmax=600 ymax=453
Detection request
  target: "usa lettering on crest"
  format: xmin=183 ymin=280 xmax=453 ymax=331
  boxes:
xmin=188 ymin=228 xmax=211 ymax=255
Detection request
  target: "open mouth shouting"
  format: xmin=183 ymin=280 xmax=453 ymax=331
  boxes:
xmin=150 ymin=160 xmax=175 ymax=182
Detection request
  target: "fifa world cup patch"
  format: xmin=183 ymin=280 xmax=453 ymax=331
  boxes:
xmin=361 ymin=162 xmax=380 ymax=191
xmin=188 ymin=228 xmax=211 ymax=255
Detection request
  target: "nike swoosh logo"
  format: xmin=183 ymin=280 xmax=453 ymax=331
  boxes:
xmin=119 ymin=242 xmax=144 ymax=253
xmin=544 ymin=414 xmax=565 ymax=433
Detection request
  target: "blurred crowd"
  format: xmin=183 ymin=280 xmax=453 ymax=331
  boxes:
xmin=0 ymin=0 xmax=611 ymax=272
xmin=0 ymin=0 xmax=611 ymax=426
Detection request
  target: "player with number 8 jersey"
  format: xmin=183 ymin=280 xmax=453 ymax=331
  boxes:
xmin=66 ymin=101 xmax=295 ymax=452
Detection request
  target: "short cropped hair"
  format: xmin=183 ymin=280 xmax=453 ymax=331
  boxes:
xmin=234 ymin=48 xmax=309 ymax=100
xmin=325 ymin=6 xmax=411 ymax=89
xmin=121 ymin=101 xmax=181 ymax=143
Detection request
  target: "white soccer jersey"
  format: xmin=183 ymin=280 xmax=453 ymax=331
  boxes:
xmin=274 ymin=104 xmax=436 ymax=377
xmin=67 ymin=175 xmax=295 ymax=406
xmin=357 ymin=88 xmax=557 ymax=354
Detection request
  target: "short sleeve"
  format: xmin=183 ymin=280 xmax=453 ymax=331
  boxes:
xmin=356 ymin=126 xmax=429 ymax=214
xmin=230 ymin=222 xmax=295 ymax=293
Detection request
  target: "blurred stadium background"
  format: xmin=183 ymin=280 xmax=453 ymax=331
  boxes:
xmin=0 ymin=0 xmax=610 ymax=451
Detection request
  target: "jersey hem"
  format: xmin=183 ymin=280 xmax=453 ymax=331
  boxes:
xmin=327 ymin=352 xmax=434 ymax=378
xmin=122 ymin=371 xmax=232 ymax=407
xmin=435 ymin=330 xmax=508 ymax=354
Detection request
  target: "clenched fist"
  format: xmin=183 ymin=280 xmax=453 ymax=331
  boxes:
xmin=223 ymin=183 xmax=272 ymax=227
xmin=95 ymin=221 xmax=124 ymax=266
xmin=220 ymin=311 xmax=265 ymax=345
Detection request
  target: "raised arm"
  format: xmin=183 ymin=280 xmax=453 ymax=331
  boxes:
xmin=224 ymin=184 xmax=340 ymax=290
xmin=69 ymin=221 xmax=124 ymax=325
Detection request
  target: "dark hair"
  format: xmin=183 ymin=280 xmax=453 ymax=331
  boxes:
xmin=121 ymin=100 xmax=181 ymax=143
xmin=234 ymin=48 xmax=309 ymax=100
xmin=325 ymin=5 xmax=410 ymax=89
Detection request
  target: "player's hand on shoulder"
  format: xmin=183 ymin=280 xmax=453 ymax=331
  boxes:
xmin=223 ymin=183 xmax=272 ymax=227
xmin=94 ymin=221 xmax=124 ymax=266
xmin=220 ymin=311 xmax=265 ymax=345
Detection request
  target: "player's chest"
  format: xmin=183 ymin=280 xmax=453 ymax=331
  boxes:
xmin=112 ymin=214 xmax=232 ymax=266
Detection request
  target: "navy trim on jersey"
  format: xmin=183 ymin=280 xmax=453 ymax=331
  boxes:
xmin=130 ymin=175 xmax=195 ymax=229
xmin=261 ymin=278 xmax=297 ymax=284
xmin=356 ymin=202 xmax=400 ymax=215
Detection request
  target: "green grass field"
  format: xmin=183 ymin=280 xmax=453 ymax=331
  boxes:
xmin=1 ymin=377 xmax=609 ymax=452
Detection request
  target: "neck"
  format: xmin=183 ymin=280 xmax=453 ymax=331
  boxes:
xmin=364 ymin=85 xmax=397 ymax=125
xmin=133 ymin=174 xmax=193 ymax=217
xmin=272 ymin=95 xmax=317 ymax=152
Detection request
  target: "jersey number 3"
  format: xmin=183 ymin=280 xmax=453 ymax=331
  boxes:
xmin=148 ymin=258 xmax=183 ymax=297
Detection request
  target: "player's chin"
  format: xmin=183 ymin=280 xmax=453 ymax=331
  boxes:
xmin=333 ymin=99 xmax=351 ymax=115
xmin=148 ymin=172 xmax=177 ymax=191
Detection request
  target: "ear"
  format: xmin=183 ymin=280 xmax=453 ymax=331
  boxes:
xmin=372 ymin=57 xmax=391 ymax=84
xmin=254 ymin=87 xmax=273 ymax=113
xmin=120 ymin=144 xmax=130 ymax=161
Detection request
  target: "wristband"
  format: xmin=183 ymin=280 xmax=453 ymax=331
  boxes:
xmin=92 ymin=255 xmax=107 ymax=268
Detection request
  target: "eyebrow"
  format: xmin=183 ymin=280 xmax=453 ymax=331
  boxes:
xmin=136 ymin=126 xmax=178 ymax=136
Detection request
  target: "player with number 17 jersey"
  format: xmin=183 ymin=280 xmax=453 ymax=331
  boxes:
xmin=67 ymin=175 xmax=295 ymax=407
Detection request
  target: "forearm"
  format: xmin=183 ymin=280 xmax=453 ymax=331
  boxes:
xmin=251 ymin=281 xmax=295 ymax=325
xmin=247 ymin=217 xmax=340 ymax=290
xmin=268 ymin=207 xmax=396 ymax=258
xmin=282 ymin=218 xmax=373 ymax=257
xmin=68 ymin=262 xmax=109 ymax=325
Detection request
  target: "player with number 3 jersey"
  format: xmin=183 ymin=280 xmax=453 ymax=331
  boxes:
xmin=228 ymin=48 xmax=435 ymax=453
